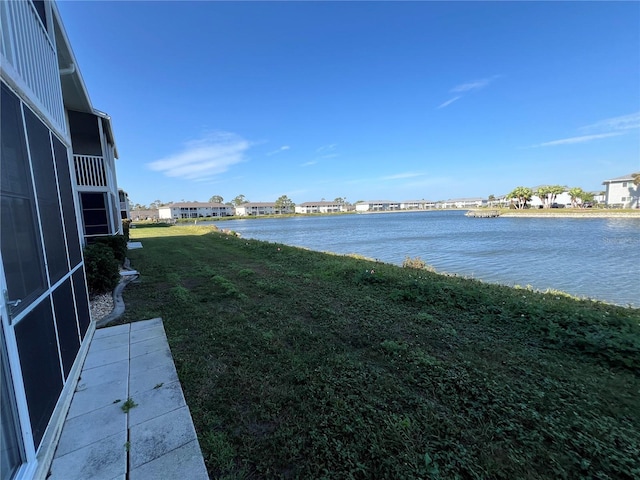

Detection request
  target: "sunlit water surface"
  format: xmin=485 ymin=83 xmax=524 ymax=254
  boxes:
xmin=207 ymin=211 xmax=639 ymax=307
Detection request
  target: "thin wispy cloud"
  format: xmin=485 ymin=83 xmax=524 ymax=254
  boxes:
xmin=580 ymin=111 xmax=640 ymax=133
xmin=266 ymin=145 xmax=290 ymax=156
xmin=451 ymin=77 xmax=496 ymax=93
xmin=437 ymin=96 xmax=461 ymax=109
xmin=531 ymin=132 xmax=625 ymax=148
xmin=437 ymin=75 xmax=500 ymax=109
xmin=147 ymin=131 xmax=249 ymax=180
xmin=530 ymin=111 xmax=639 ymax=148
xmin=316 ymin=144 xmax=337 ymax=153
xmin=381 ymin=172 xmax=425 ymax=181
xmin=306 ymin=144 xmax=340 ymax=165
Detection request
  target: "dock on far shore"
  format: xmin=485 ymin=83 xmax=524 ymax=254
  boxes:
xmin=465 ymin=209 xmax=501 ymax=218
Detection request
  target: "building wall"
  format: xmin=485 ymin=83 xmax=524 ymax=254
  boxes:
xmin=606 ymin=181 xmax=639 ymax=208
xmin=1 ymin=2 xmax=104 ymax=477
xmin=159 ymin=205 xmax=233 ymax=219
xmin=1 ymin=79 xmax=92 ymax=479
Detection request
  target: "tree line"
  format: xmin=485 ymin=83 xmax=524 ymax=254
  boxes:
xmin=131 ymin=195 xmax=351 ymax=211
xmin=505 ymin=185 xmax=594 ymax=210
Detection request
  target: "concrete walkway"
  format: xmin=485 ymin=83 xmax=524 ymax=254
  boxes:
xmin=48 ymin=318 xmax=209 ymax=480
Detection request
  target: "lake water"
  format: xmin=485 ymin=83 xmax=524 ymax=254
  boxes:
xmin=208 ymin=211 xmax=640 ymax=307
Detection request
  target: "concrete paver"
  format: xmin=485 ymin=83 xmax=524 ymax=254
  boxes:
xmin=129 ymin=440 xmax=208 ymax=480
xmin=129 ymin=406 xmax=202 ymax=469
xmin=47 ymin=318 xmax=208 ymax=479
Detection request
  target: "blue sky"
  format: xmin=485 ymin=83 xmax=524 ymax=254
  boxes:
xmin=57 ymin=1 xmax=640 ymax=206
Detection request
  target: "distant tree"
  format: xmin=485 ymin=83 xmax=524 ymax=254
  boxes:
xmin=275 ymin=195 xmax=295 ymax=213
xmin=334 ymin=197 xmax=346 ymax=204
xmin=579 ymin=191 xmax=594 ymax=208
xmin=209 ymin=195 xmax=224 ymax=204
xmin=568 ymin=187 xmax=586 ymax=208
xmin=536 ymin=185 xmax=564 ymax=208
xmin=506 ymin=187 xmax=533 ymax=209
xmin=232 ymin=194 xmax=248 ymax=206
xmin=488 ymin=194 xmax=495 ymax=202
xmin=149 ymin=199 xmax=162 ymax=209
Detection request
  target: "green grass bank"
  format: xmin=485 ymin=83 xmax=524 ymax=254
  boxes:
xmin=120 ymin=225 xmax=640 ymax=479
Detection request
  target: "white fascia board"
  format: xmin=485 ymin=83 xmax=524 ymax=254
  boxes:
xmin=51 ymin=2 xmax=93 ymax=112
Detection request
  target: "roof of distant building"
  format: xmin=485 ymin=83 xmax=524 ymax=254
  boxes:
xmin=160 ymin=202 xmax=229 ymax=208
xmin=238 ymin=202 xmax=278 ymax=207
xmin=299 ymin=201 xmax=343 ymax=206
xmin=602 ymin=172 xmax=639 ymax=183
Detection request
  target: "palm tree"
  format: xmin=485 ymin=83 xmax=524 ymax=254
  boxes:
xmin=506 ymin=186 xmax=533 ymax=209
xmin=535 ymin=185 xmax=565 ymax=208
xmin=568 ymin=187 xmax=585 ymax=208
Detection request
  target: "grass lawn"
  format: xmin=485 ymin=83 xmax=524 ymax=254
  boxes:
xmin=120 ymin=224 xmax=640 ymax=479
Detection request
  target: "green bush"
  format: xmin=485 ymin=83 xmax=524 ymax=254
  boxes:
xmin=84 ymin=243 xmax=120 ymax=296
xmin=93 ymin=235 xmax=127 ymax=265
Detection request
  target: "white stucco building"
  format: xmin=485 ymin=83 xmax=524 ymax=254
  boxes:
xmin=439 ymin=198 xmax=487 ymax=209
xmin=295 ymin=201 xmax=347 ymax=214
xmin=235 ymin=202 xmax=293 ymax=216
xmin=355 ymin=201 xmax=402 ymax=212
xmin=158 ymin=202 xmax=234 ymax=219
xmin=603 ymin=173 xmax=639 ymax=208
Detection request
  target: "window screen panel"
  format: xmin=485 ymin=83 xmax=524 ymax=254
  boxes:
xmin=81 ymin=192 xmax=109 ymax=236
xmin=15 ymin=299 xmax=63 ymax=449
xmin=0 ymin=83 xmax=46 ymax=311
xmin=52 ymin=135 xmax=82 ymax=267
xmin=24 ymin=107 xmax=69 ymax=284
xmin=72 ymin=268 xmax=91 ymax=338
xmin=52 ymin=279 xmax=80 ymax=379
xmin=67 ymin=111 xmax=102 ymax=156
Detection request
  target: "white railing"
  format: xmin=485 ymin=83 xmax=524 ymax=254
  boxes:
xmin=0 ymin=1 xmax=66 ymax=134
xmin=74 ymin=155 xmax=107 ymax=187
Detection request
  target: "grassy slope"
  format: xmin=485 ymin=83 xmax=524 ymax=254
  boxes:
xmin=121 ymin=225 xmax=640 ymax=479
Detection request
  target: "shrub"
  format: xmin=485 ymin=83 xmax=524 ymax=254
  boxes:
xmin=93 ymin=235 xmax=127 ymax=265
xmin=122 ymin=219 xmax=131 ymax=242
xmin=402 ymin=256 xmax=435 ymax=271
xmin=84 ymin=243 xmax=120 ymax=296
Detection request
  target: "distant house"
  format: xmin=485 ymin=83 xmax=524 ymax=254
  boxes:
xmin=440 ymin=198 xmax=487 ymax=209
xmin=158 ymin=202 xmax=234 ymax=219
xmin=529 ymin=191 xmax=572 ymax=208
xmin=235 ymin=202 xmax=293 ymax=216
xmin=355 ymin=201 xmax=401 ymax=212
xmin=400 ymin=200 xmax=437 ymax=210
xmin=131 ymin=209 xmax=159 ymax=221
xmin=295 ymin=201 xmax=347 ymax=214
xmin=1 ymin=1 xmax=122 ymax=477
xmin=602 ymin=173 xmax=639 ymax=208
xmin=119 ymin=189 xmax=130 ymax=219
